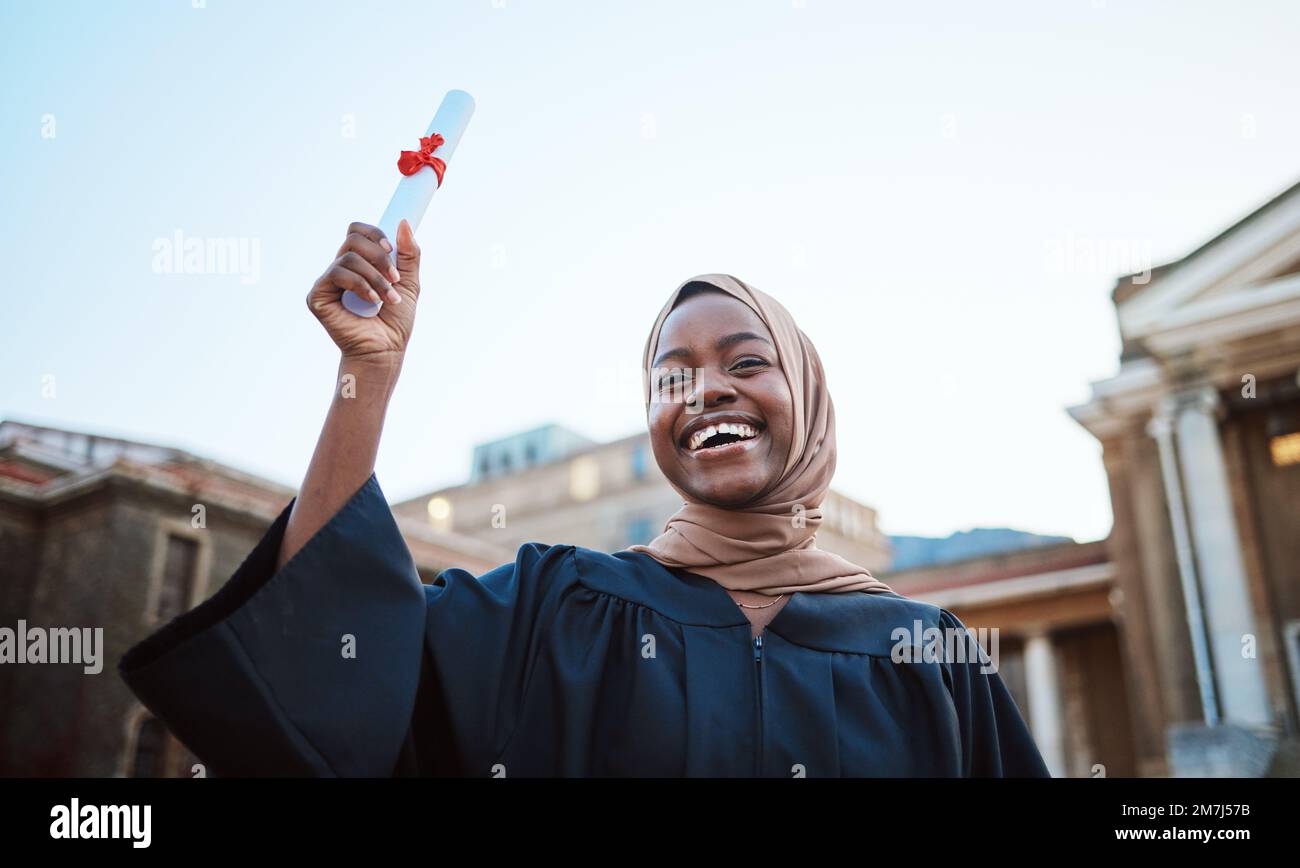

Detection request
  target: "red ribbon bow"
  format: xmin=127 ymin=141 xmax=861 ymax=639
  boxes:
xmin=397 ymin=133 xmax=447 ymax=185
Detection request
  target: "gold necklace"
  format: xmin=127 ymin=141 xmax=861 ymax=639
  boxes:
xmin=735 ymin=593 xmax=786 ymax=609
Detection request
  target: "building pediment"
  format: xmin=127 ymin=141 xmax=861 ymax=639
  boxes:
xmin=1070 ymin=179 xmax=1300 ymax=437
xmin=1118 ymin=181 xmax=1300 ymax=354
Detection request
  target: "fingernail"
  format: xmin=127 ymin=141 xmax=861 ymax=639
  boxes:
xmin=369 ymin=291 xmax=382 ymax=304
xmin=388 ymin=266 xmax=401 ymax=283
xmin=380 ymin=238 xmax=393 ymax=253
xmin=387 ymin=289 xmax=402 ymax=304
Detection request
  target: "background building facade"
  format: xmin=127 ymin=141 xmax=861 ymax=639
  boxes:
xmin=0 ymin=421 xmax=509 ymax=776
xmin=1069 ymin=181 xmax=1300 ymax=776
xmin=884 ymin=539 xmax=1131 ymax=777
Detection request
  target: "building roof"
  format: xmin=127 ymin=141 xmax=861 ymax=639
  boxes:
xmin=0 ymin=419 xmax=515 ymax=572
xmin=0 ymin=419 xmax=294 ymax=519
xmin=1112 ymin=177 xmax=1300 ymax=306
xmin=883 ymin=536 xmax=1110 ymax=594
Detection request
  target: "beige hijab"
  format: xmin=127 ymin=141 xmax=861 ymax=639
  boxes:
xmin=626 ymin=274 xmax=893 ymax=597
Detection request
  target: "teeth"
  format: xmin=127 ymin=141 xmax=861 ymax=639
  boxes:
xmin=688 ymin=422 xmax=759 ymax=450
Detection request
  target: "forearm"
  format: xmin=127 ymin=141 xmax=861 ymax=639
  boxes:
xmin=277 ymin=354 xmax=403 ymax=570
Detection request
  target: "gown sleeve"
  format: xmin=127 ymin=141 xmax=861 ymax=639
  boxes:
xmin=415 ymin=539 xmax=576 ymax=775
xmin=119 ymin=474 xmax=431 ymax=777
xmin=937 ymin=608 xmax=1052 ymax=778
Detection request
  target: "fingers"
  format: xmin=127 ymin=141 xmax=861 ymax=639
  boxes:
xmin=318 ymin=260 xmax=394 ymax=306
xmin=339 ymin=235 xmax=402 ymax=300
xmin=337 ymin=227 xmax=402 ymax=290
xmin=345 ymin=222 xmax=392 ymax=255
xmin=395 ymin=219 xmax=421 ymax=292
xmin=313 ymin=220 xmax=411 ymax=311
xmin=342 ymin=251 xmax=403 ymax=304
xmin=333 ymin=221 xmax=401 ymax=304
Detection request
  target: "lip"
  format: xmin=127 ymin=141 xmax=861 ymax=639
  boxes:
xmin=683 ymin=430 xmax=765 ymax=462
xmin=678 ymin=412 xmax=766 ymax=451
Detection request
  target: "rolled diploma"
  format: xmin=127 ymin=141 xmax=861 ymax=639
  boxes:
xmin=341 ymin=89 xmax=476 ymax=317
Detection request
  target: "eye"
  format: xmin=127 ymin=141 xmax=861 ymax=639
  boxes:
xmin=732 ymin=357 xmax=767 ymax=371
xmin=658 ymin=370 xmax=692 ymax=390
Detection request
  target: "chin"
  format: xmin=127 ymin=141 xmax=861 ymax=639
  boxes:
xmin=683 ymin=476 xmax=767 ymax=509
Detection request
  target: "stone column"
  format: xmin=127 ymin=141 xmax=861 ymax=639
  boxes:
xmin=1171 ymin=385 xmax=1272 ymax=726
xmin=1147 ymin=402 xmax=1220 ymax=725
xmin=1024 ymin=631 xmax=1066 ymax=777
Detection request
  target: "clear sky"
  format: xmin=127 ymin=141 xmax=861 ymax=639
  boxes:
xmin=3 ymin=0 xmax=1299 ymax=542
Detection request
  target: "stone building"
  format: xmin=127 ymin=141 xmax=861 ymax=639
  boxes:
xmin=1068 ymin=180 xmax=1300 ymax=776
xmin=884 ymin=539 xmax=1130 ymax=777
xmin=0 ymin=420 xmax=509 ymax=777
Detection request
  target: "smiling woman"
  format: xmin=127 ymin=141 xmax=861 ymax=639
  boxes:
xmin=118 ymin=231 xmax=1050 ymax=777
xmin=647 ymin=283 xmax=795 ymax=509
xmin=633 ymin=276 xmax=894 ymax=634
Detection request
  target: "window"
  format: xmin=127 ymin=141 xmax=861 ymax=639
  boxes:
xmin=847 ymin=508 xmax=863 ymax=539
xmin=153 ymin=534 xmax=199 ymax=623
xmin=823 ymin=501 xmax=838 ymax=533
xmin=631 ymin=446 xmax=647 ymax=481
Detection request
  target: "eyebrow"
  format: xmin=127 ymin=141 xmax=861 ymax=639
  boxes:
xmin=652 ymin=331 xmax=773 ymax=368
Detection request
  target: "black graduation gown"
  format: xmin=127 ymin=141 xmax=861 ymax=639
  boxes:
xmin=119 ymin=474 xmax=1051 ymax=778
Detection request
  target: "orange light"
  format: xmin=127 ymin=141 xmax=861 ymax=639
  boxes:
xmin=1269 ymin=432 xmax=1300 ymax=467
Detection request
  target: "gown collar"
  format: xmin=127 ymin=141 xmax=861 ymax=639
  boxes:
xmin=588 ymin=549 xmax=939 ymax=656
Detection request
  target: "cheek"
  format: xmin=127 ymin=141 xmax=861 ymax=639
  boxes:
xmin=646 ymin=405 xmax=679 ymax=458
xmin=757 ymin=383 xmax=795 ymax=457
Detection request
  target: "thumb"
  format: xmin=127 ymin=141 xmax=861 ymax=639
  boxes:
xmin=395 ymin=219 xmax=422 ymax=289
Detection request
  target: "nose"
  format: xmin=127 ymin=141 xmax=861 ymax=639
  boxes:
xmin=686 ymin=367 xmax=737 ymax=413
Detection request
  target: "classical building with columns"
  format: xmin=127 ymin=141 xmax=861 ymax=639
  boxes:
xmin=883 ymin=539 xmax=1130 ymax=777
xmin=1068 ymin=180 xmax=1300 ymax=776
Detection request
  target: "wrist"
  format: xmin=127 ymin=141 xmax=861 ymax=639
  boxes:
xmin=337 ymin=352 xmax=404 ymax=402
xmin=340 ymin=350 xmax=404 ymax=375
